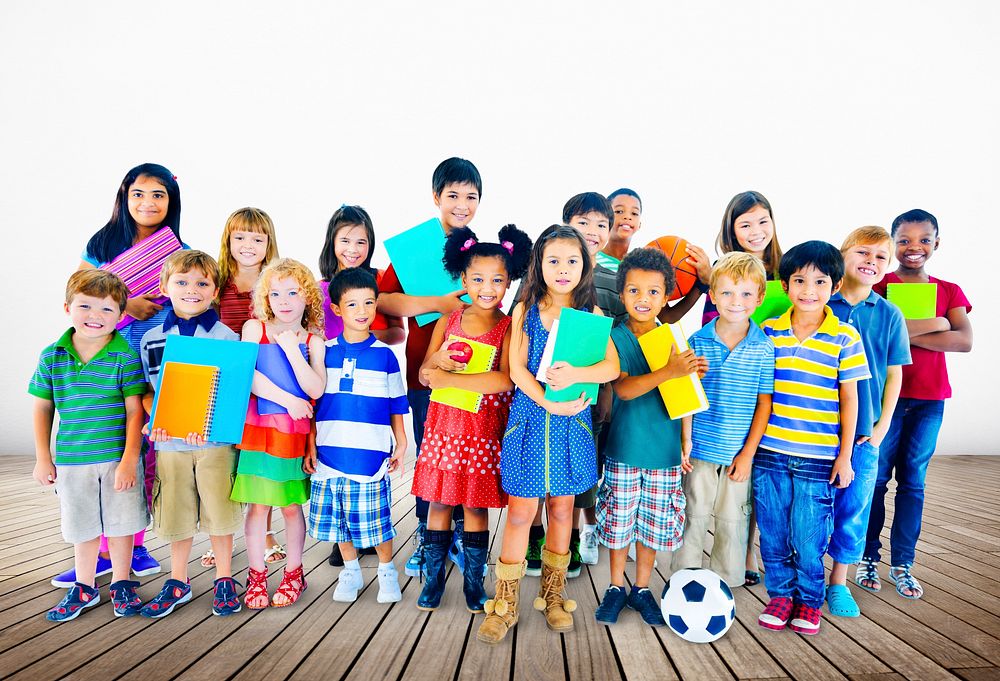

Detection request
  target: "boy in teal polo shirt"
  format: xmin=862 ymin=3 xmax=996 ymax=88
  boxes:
xmin=30 ymin=270 xmax=149 ymax=622
xmin=594 ymin=248 xmax=707 ymax=626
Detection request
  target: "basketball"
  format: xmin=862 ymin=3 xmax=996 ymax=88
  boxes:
xmin=645 ymin=235 xmax=699 ymax=301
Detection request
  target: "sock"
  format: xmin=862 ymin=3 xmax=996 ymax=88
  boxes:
xmin=378 ymin=561 xmax=395 ymax=571
xmin=344 ymin=559 xmax=360 ymax=572
xmin=630 ymin=585 xmax=649 ymax=596
xmin=608 ymin=584 xmax=625 ymax=593
xmin=529 ymin=523 xmax=545 ymax=541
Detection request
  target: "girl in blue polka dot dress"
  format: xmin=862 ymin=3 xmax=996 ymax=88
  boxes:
xmin=478 ymin=225 xmax=620 ymax=644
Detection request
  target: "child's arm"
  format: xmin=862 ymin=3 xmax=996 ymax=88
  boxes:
xmin=388 ymin=413 xmax=407 ymax=474
xmin=373 ymin=313 xmax=406 ymax=346
xmin=680 ymin=416 xmax=693 ymax=473
xmin=303 ymin=424 xmax=317 ymax=474
xmin=869 ymin=365 xmax=902 ymax=447
xmin=423 ymin=322 xmax=515 ymax=395
xmin=830 ymin=381 xmax=859 ymax=489
xmin=114 ymin=394 xmax=144 ymax=491
xmin=274 ymin=329 xmax=326 ymax=399
xmin=909 ymin=306 xmax=973 ymax=352
xmin=242 ymin=321 xmax=314 ymax=420
xmin=419 ymin=316 xmax=465 ymax=384
xmin=31 ymin=397 xmax=57 ymax=486
xmin=728 ymin=393 xmax=772 ymax=482
xmin=508 ymin=303 xmax=589 ymax=417
xmin=613 ymin=345 xmax=706 ymax=401
xmin=544 ymin=308 xmax=620 ymax=390
xmin=377 ymin=290 xmax=467 ymax=319
xmin=657 ymin=243 xmax=711 ymax=324
xmin=904 ymin=317 xmax=951 ymax=338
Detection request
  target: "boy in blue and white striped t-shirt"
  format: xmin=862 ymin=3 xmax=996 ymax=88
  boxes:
xmin=754 ymin=241 xmax=870 ymax=636
xmin=306 ymin=268 xmax=409 ymax=604
xmin=675 ymin=253 xmax=775 ymax=588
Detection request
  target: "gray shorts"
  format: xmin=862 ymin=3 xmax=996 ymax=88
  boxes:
xmin=56 ymin=460 xmax=150 ymax=544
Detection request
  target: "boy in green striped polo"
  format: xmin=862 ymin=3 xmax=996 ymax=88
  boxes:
xmin=31 ymin=270 xmax=149 ymax=622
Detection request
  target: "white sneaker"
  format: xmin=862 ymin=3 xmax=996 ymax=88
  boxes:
xmin=377 ymin=564 xmax=402 ymax=603
xmin=579 ymin=525 xmax=599 ymax=565
xmin=333 ymin=568 xmax=364 ymax=602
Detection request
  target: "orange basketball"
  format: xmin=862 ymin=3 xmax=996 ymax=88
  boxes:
xmin=645 ymin=235 xmax=698 ymax=301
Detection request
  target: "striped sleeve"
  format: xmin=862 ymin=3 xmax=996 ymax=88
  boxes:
xmin=758 ymin=342 xmax=775 ymax=394
xmin=385 ymin=349 xmax=409 ymax=415
xmin=120 ymin=350 xmax=148 ymax=397
xmin=28 ymin=349 xmax=54 ymax=399
xmin=838 ymin=325 xmax=871 ymax=383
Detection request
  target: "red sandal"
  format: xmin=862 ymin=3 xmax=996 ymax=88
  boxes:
xmin=245 ymin=567 xmax=270 ymax=610
xmin=272 ymin=565 xmax=307 ymax=607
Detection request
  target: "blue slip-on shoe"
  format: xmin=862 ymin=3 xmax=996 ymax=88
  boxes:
xmin=130 ymin=546 xmax=161 ymax=577
xmin=51 ymin=555 xmax=113 ymax=588
xmin=595 ymin=585 xmax=628 ymax=624
xmin=627 ymin=587 xmax=666 ymax=626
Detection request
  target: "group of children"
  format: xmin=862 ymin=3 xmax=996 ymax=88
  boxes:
xmin=31 ymin=159 xmax=971 ymax=641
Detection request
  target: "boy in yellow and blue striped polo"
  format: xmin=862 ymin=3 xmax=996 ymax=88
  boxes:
xmin=754 ymin=241 xmax=870 ymax=637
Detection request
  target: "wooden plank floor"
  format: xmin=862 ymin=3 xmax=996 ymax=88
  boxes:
xmin=1 ymin=454 xmax=998 ymax=681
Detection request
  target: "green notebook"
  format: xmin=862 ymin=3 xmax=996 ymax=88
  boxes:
xmin=543 ymin=308 xmax=613 ymax=403
xmin=751 ymin=280 xmax=792 ymax=326
xmin=887 ymin=283 xmax=937 ymax=319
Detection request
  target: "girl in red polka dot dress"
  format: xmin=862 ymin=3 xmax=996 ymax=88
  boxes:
xmin=411 ymin=224 xmax=532 ymax=613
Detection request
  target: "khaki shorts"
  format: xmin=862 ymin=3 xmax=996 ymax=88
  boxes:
xmin=152 ymin=446 xmax=244 ymax=541
xmin=56 ymin=460 xmax=149 ymax=544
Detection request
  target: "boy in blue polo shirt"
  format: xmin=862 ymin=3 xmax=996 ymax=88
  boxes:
xmin=30 ymin=270 xmax=149 ymax=621
xmin=755 ymin=241 xmax=870 ymax=636
xmin=826 ymin=227 xmax=910 ymax=617
xmin=674 ymin=253 xmax=774 ymax=588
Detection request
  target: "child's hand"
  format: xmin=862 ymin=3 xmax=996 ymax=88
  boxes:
xmin=685 ymin=243 xmax=712 ymax=284
xmin=544 ymin=393 xmax=591 ymax=417
xmin=662 ymin=347 xmax=700 ymax=380
xmin=423 ymin=367 xmax=452 ymax=390
xmin=302 ymin=448 xmax=317 ymax=475
xmin=114 ymin=461 xmax=137 ymax=491
xmin=182 ymin=432 xmax=207 ymax=447
xmin=388 ymin=452 xmax=401 ymax=474
xmin=680 ymin=446 xmax=693 ymax=474
xmin=126 ymin=294 xmax=164 ymax=321
xmin=432 ymin=342 xmax=467 ymax=373
xmin=830 ymin=456 xmax=855 ymax=489
xmin=147 ymin=427 xmax=171 ymax=443
xmin=727 ymin=451 xmax=753 ymax=482
xmin=33 ymin=459 xmax=56 ymax=486
xmin=284 ymin=397 xmax=314 ymax=421
xmin=694 ymin=355 xmax=709 ymax=379
xmin=545 ymin=361 xmax=580 ymax=392
xmin=275 ymin=329 xmax=302 ymax=355
xmin=437 ymin=290 xmax=467 ymax=315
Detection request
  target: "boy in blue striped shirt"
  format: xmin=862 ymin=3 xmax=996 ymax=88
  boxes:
xmin=306 ymin=268 xmax=409 ymax=604
xmin=755 ymin=241 xmax=870 ymax=636
xmin=675 ymin=253 xmax=774 ymax=587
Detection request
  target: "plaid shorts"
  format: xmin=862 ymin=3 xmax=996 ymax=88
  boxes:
xmin=308 ymin=476 xmax=395 ymax=548
xmin=596 ymin=460 xmax=685 ymax=551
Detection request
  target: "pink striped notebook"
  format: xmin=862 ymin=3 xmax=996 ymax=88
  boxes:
xmin=99 ymin=226 xmax=183 ymax=329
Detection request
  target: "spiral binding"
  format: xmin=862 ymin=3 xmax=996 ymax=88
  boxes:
xmin=203 ymin=369 xmax=221 ymax=440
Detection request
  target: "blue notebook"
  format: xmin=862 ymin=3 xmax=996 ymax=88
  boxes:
xmin=151 ymin=335 xmax=259 ymax=444
xmin=256 ymin=344 xmax=310 ymax=415
xmin=383 ymin=217 xmax=469 ymax=326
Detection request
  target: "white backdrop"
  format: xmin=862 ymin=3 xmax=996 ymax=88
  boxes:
xmin=1 ymin=1 xmax=996 ymax=455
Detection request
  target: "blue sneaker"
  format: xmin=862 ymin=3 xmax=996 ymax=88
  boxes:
xmin=627 ymin=587 xmax=666 ymax=626
xmin=46 ymin=583 xmax=101 ymax=622
xmin=405 ymin=521 xmax=427 ymax=577
xmin=212 ymin=577 xmax=242 ymax=616
xmin=448 ymin=520 xmax=467 ymax=574
xmin=130 ymin=546 xmax=161 ymax=577
xmin=594 ymin=585 xmax=627 ymax=624
xmin=110 ymin=579 xmax=143 ymax=617
xmin=51 ymin=555 xmax=113 ymax=588
xmin=139 ymin=578 xmax=191 ymax=618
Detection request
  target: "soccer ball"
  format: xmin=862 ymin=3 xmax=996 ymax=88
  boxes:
xmin=660 ymin=568 xmax=736 ymax=643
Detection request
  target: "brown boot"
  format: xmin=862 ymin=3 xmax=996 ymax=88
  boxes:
xmin=476 ymin=559 xmax=525 ymax=644
xmin=533 ymin=547 xmax=577 ymax=632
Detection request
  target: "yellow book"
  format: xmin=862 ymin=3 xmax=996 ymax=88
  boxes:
xmin=637 ymin=322 xmax=709 ymax=420
xmin=429 ymin=335 xmax=498 ymax=414
xmin=150 ymin=362 xmax=221 ymax=439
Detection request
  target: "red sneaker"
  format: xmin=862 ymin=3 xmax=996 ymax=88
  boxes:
xmin=758 ymin=596 xmax=793 ymax=630
xmin=790 ymin=601 xmax=822 ymax=635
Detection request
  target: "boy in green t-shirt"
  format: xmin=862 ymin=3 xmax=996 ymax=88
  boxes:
xmin=594 ymin=248 xmax=707 ymax=626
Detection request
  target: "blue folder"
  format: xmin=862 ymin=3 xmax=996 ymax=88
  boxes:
xmin=383 ymin=217 xmax=469 ymax=326
xmin=256 ymin=344 xmax=309 ymax=415
xmin=151 ymin=335 xmax=259 ymax=444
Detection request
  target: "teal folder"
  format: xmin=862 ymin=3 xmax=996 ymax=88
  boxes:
xmin=150 ymin=335 xmax=259 ymax=444
xmin=383 ymin=217 xmax=469 ymax=326
xmin=751 ymin=280 xmax=792 ymax=326
xmin=887 ymin=283 xmax=937 ymax=319
xmin=543 ymin=308 xmax=613 ymax=403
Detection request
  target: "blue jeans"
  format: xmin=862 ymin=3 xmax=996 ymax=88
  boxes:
xmin=827 ymin=440 xmax=880 ymax=564
xmin=753 ymin=451 xmax=835 ymax=609
xmin=409 ymin=389 xmax=464 ymax=524
xmin=864 ymin=398 xmax=944 ymax=565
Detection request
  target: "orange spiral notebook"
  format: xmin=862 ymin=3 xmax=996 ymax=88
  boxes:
xmin=150 ymin=362 xmax=221 ymax=440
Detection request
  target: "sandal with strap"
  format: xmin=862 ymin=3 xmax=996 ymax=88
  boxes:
xmin=855 ymin=557 xmax=881 ymax=593
xmin=201 ymin=550 xmax=216 ymax=568
xmin=264 ymin=531 xmax=287 ymax=564
xmin=244 ymin=567 xmax=269 ymax=610
xmin=889 ymin=564 xmax=923 ymax=600
xmin=272 ymin=565 xmax=307 ymax=607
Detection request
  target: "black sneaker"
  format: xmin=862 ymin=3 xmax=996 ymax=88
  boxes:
xmin=526 ymin=534 xmax=544 ymax=577
xmin=328 ymin=544 xmax=344 ymax=567
xmin=567 ymin=537 xmax=582 ymax=578
xmin=627 ymin=587 xmax=666 ymax=626
xmin=595 ymin=585 xmax=627 ymax=624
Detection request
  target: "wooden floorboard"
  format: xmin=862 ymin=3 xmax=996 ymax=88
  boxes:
xmin=0 ymin=454 xmax=997 ymax=680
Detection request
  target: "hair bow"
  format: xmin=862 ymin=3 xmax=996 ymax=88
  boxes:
xmin=460 ymin=238 xmax=477 ymax=252
xmin=501 ymin=240 xmax=514 ymax=254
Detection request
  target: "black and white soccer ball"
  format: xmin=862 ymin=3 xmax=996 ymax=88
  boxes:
xmin=660 ymin=568 xmax=736 ymax=643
